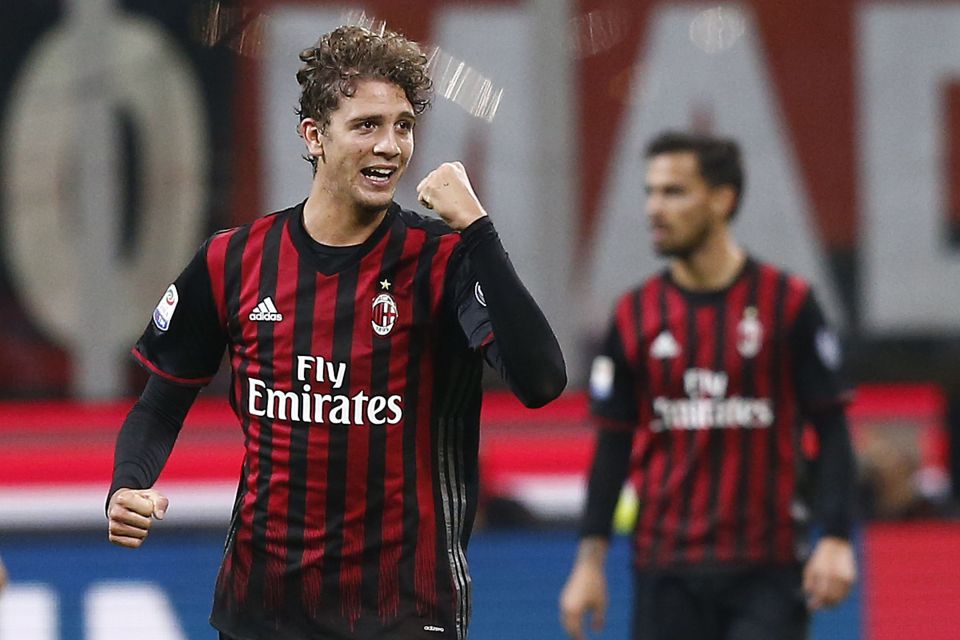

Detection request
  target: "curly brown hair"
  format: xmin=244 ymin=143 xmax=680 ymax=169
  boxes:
xmin=296 ymin=25 xmax=433 ymax=169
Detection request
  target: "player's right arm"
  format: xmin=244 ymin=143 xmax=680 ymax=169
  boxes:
xmin=107 ymin=238 xmax=227 ymax=548
xmin=107 ymin=376 xmax=200 ymax=548
xmin=561 ymin=308 xmax=639 ymax=639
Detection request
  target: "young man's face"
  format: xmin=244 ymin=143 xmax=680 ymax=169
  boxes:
xmin=316 ymin=78 xmax=416 ymax=214
xmin=644 ymin=151 xmax=724 ymax=257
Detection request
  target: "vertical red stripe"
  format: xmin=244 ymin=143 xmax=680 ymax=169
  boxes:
xmin=414 ymin=236 xmax=457 ymax=615
xmin=380 ymin=231 xmax=426 ymax=620
xmin=261 ymin=226 xmax=299 ymax=611
xmin=634 ymin=278 xmax=666 ymax=564
xmin=655 ymin=286 xmax=689 ymax=564
xmin=300 ymin=273 xmax=338 ymax=616
xmin=683 ymin=305 xmax=718 ymax=563
xmin=744 ymin=266 xmax=779 ymax=560
xmin=339 ymin=237 xmax=391 ymax=628
xmin=232 ymin=218 xmax=271 ymax=605
xmin=615 ymin=292 xmax=639 ymax=364
xmin=715 ymin=277 xmax=749 ymax=561
xmin=206 ymin=231 xmax=233 ymax=328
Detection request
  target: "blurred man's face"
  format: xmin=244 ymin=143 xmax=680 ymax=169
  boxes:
xmin=644 ymin=151 xmax=717 ymax=257
xmin=317 ymin=78 xmax=416 ymax=214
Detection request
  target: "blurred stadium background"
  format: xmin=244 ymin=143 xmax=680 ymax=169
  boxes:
xmin=2 ymin=0 xmax=960 ymax=638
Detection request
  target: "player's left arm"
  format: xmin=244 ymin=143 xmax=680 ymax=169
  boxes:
xmin=791 ymin=290 xmax=857 ymax=609
xmin=419 ymin=162 xmax=567 ymax=407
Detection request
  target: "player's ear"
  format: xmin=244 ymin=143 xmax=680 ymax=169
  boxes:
xmin=299 ymin=118 xmax=324 ymax=160
xmin=710 ymin=184 xmax=736 ymax=222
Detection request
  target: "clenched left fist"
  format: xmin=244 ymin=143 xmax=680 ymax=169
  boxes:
xmin=416 ymin=162 xmax=488 ymax=231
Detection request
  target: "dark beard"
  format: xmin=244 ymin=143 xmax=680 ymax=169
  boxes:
xmin=655 ymin=221 xmax=712 ymax=259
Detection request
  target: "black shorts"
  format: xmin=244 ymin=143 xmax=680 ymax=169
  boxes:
xmin=632 ymin=565 xmax=809 ymax=640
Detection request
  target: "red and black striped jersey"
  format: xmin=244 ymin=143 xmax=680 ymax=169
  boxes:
xmin=589 ymin=258 xmax=847 ymax=568
xmin=135 ymin=202 xmax=493 ymax=639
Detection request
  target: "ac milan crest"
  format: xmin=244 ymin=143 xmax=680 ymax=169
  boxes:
xmin=372 ymin=293 xmax=398 ymax=336
xmin=736 ymin=306 xmax=763 ymax=358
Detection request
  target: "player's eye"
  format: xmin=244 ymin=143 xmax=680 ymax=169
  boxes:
xmin=357 ymin=120 xmax=376 ymax=131
xmin=397 ymin=120 xmax=414 ymax=132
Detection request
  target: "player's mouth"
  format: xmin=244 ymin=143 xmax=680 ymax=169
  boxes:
xmin=650 ymin=224 xmax=670 ymax=243
xmin=360 ymin=166 xmax=398 ymax=186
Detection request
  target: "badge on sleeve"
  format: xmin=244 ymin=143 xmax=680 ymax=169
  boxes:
xmin=474 ymin=282 xmax=486 ymax=307
xmin=815 ymin=328 xmax=841 ymax=370
xmin=152 ymin=284 xmax=179 ymax=332
xmin=590 ymin=355 xmax=615 ymax=400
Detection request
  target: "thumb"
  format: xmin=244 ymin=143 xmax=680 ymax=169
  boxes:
xmin=153 ymin=495 xmax=170 ymax=520
xmin=139 ymin=490 xmax=170 ymax=520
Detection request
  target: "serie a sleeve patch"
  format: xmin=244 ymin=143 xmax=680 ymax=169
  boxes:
xmin=152 ymin=284 xmax=179 ymax=332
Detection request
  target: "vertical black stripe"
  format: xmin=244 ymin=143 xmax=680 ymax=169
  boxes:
xmin=431 ymin=251 xmax=478 ymax=637
xmin=764 ymin=274 xmax=789 ymax=558
xmin=631 ymin=289 xmax=653 ymax=552
xmin=435 ymin=349 xmax=483 ymax=638
xmin=320 ymin=262 xmax=360 ymax=607
xmin=648 ymin=281 xmax=675 ymax=564
xmin=362 ymin=225 xmax=408 ymax=616
xmin=247 ymin=217 xmax=286 ymax=616
xmin=218 ymin=226 xmax=250 ymax=613
xmin=284 ymin=235 xmax=318 ymax=619
xmin=225 ymin=227 xmax=250 ymax=418
xmin=735 ymin=268 xmax=760 ymax=558
xmin=673 ymin=299 xmax=700 ymax=563
xmin=399 ymin=235 xmax=441 ymax=618
xmin=703 ymin=296 xmax=727 ymax=563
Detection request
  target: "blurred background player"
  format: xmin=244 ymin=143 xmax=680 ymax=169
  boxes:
xmin=106 ymin=24 xmax=565 ymax=640
xmin=560 ymin=131 xmax=856 ymax=640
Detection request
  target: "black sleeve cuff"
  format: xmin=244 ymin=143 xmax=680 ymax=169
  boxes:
xmin=459 ymin=216 xmax=497 ymax=251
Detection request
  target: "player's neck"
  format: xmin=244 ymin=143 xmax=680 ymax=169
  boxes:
xmin=670 ymin=230 xmax=745 ymax=292
xmin=302 ymin=182 xmax=388 ymax=247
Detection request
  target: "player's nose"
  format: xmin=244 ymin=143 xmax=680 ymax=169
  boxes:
xmin=645 ymin=194 xmax=663 ymax=219
xmin=374 ymin=130 xmax=402 ymax=158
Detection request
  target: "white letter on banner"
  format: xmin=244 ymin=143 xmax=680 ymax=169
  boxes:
xmin=586 ymin=5 xmax=843 ymax=331
xmin=860 ymin=5 xmax=960 ymax=333
xmin=85 ymin=582 xmax=187 ymax=640
xmin=0 ymin=584 xmax=59 ymax=640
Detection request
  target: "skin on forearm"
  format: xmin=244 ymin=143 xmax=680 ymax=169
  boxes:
xmin=575 ymin=536 xmax=610 ymax=568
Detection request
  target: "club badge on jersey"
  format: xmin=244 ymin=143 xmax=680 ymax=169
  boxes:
xmin=152 ymin=284 xmax=179 ymax=332
xmin=372 ymin=280 xmax=398 ymax=337
xmin=736 ymin=306 xmax=763 ymax=358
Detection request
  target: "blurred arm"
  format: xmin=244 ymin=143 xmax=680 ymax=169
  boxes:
xmin=810 ymin=406 xmax=856 ymax=539
xmin=560 ymin=425 xmax=634 ymax=639
xmin=803 ymin=406 xmax=858 ymax=608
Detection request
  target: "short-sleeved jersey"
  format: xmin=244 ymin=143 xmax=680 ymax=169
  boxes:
xmin=589 ymin=258 xmax=846 ymax=568
xmin=134 ymin=202 xmax=493 ymax=640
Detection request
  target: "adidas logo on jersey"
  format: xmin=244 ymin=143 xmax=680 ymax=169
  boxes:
xmin=650 ymin=330 xmax=680 ymax=359
xmin=249 ymin=296 xmax=283 ymax=322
